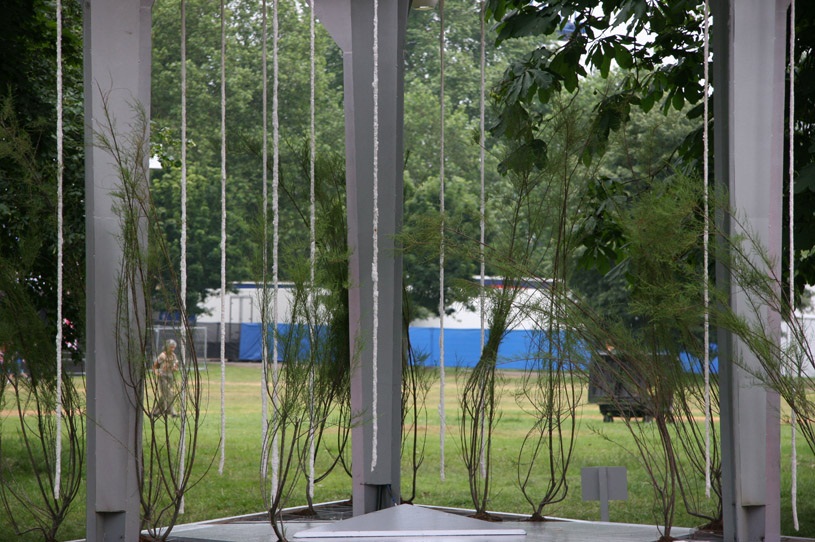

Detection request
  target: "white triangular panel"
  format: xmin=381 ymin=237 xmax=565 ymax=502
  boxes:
xmin=293 ymin=505 xmax=526 ymax=539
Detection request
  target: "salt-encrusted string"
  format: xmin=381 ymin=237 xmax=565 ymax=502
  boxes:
xmin=54 ymin=0 xmax=64 ymax=501
xmin=271 ymin=0 xmax=281 ymax=496
xmin=702 ymin=0 xmax=711 ymax=499
xmin=178 ymin=0 xmax=188 ymax=513
xmin=438 ymin=0 xmax=447 ymax=482
xmin=370 ymin=0 xmax=380 ymax=472
xmin=308 ymin=0 xmax=317 ymax=503
xmin=478 ymin=0 xmax=487 ymax=362
xmin=789 ymin=0 xmax=799 ymax=531
xmin=260 ymin=0 xmax=269 ymax=473
xmin=218 ymin=0 xmax=228 ymax=476
xmin=478 ymin=0 xmax=488 ymax=480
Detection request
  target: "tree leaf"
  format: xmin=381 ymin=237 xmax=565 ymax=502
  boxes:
xmin=671 ymin=90 xmax=685 ymax=111
xmin=496 ymin=8 xmax=559 ymax=42
xmin=615 ymin=43 xmax=634 ymax=70
xmin=497 ymin=138 xmax=548 ymax=175
xmin=600 ymin=45 xmax=613 ymax=78
xmin=490 ymin=102 xmax=532 ymax=141
xmin=639 ymin=91 xmax=656 ymax=113
xmin=795 ymin=163 xmax=815 ymax=194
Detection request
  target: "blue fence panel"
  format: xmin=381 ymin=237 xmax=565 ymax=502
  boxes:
xmin=239 ymin=322 xmax=328 ymax=361
xmin=408 ymin=327 xmax=585 ymax=369
xmin=243 ymin=323 xmax=715 ymax=372
xmin=239 ymin=323 xmax=268 ymax=360
xmin=679 ymin=347 xmax=719 ymax=374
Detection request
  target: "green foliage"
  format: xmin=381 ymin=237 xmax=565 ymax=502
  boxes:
xmin=487 ymin=0 xmax=707 ymax=127
xmin=400 ymin=3 xmax=522 ymax=316
xmin=0 ymin=0 xmax=85 ymax=358
xmin=150 ymin=0 xmax=347 ymax=312
xmin=0 ymin=7 xmax=87 ymax=539
xmin=714 ymin=207 xmax=815 ymax=462
xmin=622 ymin=178 xmax=704 ymax=329
xmin=401 ymin=290 xmax=434 ymax=503
xmin=5 ymin=366 xmax=815 ymax=540
xmin=788 ymin=1 xmax=815 ymax=299
xmin=0 ymin=94 xmax=85 ymax=542
xmin=570 ymin=86 xmax=697 ymax=324
xmin=401 ymin=173 xmax=482 ymax=319
xmin=485 ymin=0 xmax=712 ymax=329
xmin=565 ymin=173 xmax=721 ymax=534
xmin=260 ymin=272 xmax=352 ymax=541
xmin=486 ymin=0 xmax=815 ymax=309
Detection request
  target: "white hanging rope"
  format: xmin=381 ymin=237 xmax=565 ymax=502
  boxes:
xmin=438 ymin=0 xmax=447 ymax=482
xmin=271 ymin=0 xmax=281 ymax=495
xmin=478 ymin=1 xmax=487 ymax=362
xmin=308 ymin=0 xmax=318 ymax=503
xmin=259 ymin=0 xmax=271 ymax=489
xmin=260 ymin=0 xmax=269 ymax=438
xmin=702 ymin=0 xmax=711 ymax=499
xmin=54 ymin=0 xmax=64 ymax=501
xmin=370 ymin=0 xmax=381 ymax=473
xmin=788 ymin=0 xmax=798 ymax=531
xmin=218 ymin=0 xmax=228 ymax=476
xmin=478 ymin=0 xmax=488 ymax=480
xmin=178 ymin=0 xmax=189 ymax=513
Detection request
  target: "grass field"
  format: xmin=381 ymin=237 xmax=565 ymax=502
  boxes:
xmin=1 ymin=363 xmax=814 ymax=541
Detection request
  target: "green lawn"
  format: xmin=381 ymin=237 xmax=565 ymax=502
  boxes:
xmin=1 ymin=363 xmax=813 ymax=541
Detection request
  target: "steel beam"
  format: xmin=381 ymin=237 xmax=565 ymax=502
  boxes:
xmin=313 ymin=0 xmax=409 ymax=516
xmin=84 ymin=1 xmax=153 ymax=540
xmin=713 ymin=1 xmax=788 ymax=540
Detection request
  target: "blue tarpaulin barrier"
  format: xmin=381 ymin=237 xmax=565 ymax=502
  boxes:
xmin=240 ymin=324 xmax=528 ymax=366
xmin=408 ymin=328 xmax=594 ymax=370
xmin=239 ymin=323 xmax=297 ymax=361
xmin=679 ymin=348 xmax=719 ymax=374
xmin=239 ymin=323 xmax=717 ymax=373
xmin=239 ymin=322 xmax=326 ymax=361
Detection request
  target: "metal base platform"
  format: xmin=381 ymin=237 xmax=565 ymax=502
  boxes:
xmin=161 ymin=504 xmax=701 ymax=542
xmin=293 ymin=504 xmax=526 ymax=538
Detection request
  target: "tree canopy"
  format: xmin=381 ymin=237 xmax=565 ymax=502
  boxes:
xmin=0 ymin=0 xmax=84 ymax=359
xmin=486 ymin=0 xmax=815 ymax=306
xmin=2 ymin=0 xmax=814 ymax=344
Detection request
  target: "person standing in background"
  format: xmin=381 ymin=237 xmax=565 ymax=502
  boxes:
xmin=152 ymin=339 xmax=179 ymax=417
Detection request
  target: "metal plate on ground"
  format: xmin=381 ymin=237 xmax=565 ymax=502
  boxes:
xmin=293 ymin=505 xmax=527 ymax=538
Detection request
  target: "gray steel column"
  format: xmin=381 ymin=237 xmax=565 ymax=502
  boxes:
xmin=313 ymin=0 xmax=409 ymax=516
xmin=84 ymin=1 xmax=153 ymax=540
xmin=713 ymin=1 xmax=788 ymax=540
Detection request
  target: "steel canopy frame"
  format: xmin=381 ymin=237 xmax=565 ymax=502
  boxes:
xmin=82 ymin=0 xmax=790 ymax=539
